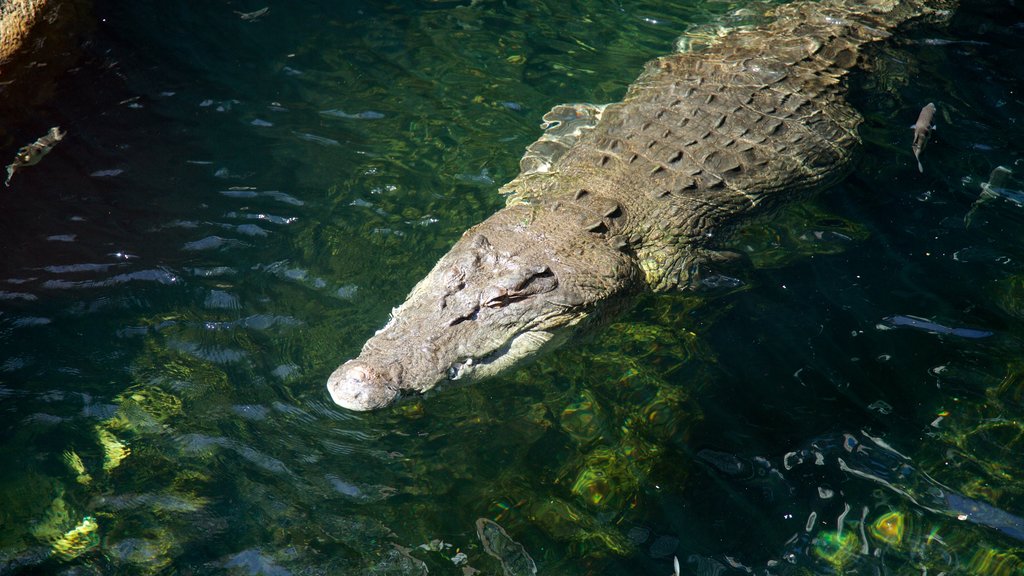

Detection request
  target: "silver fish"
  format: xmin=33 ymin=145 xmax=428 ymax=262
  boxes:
xmin=5 ymin=126 xmax=65 ymax=186
xmin=235 ymin=7 xmax=269 ymax=21
xmin=881 ymin=314 xmax=993 ymax=339
xmin=911 ymin=102 xmax=936 ymax=173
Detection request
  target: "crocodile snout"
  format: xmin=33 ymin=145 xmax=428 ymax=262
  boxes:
xmin=327 ymin=360 xmax=401 ymax=411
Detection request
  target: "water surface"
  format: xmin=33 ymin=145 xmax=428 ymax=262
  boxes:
xmin=2 ymin=0 xmax=1023 ymax=574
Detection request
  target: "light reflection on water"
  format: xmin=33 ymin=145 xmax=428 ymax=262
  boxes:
xmin=1 ymin=0 xmax=1023 ymax=574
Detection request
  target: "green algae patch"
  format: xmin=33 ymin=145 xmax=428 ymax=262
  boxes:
xmin=62 ymin=450 xmax=92 ymax=486
xmin=559 ymin=390 xmax=608 ymax=446
xmin=811 ymin=529 xmax=859 ymax=572
xmin=95 ymin=426 xmax=131 ymax=472
xmin=51 ymin=516 xmax=99 ymax=560
xmin=26 ymin=487 xmax=99 ymax=561
xmin=869 ymin=510 xmax=906 ymax=547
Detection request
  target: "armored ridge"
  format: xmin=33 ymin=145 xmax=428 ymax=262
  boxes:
xmin=328 ymin=0 xmax=957 ymax=411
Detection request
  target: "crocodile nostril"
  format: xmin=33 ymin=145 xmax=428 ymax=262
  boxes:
xmin=327 ymin=361 xmax=400 ymax=411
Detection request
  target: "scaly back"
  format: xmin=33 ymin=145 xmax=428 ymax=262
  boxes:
xmin=502 ymin=0 xmax=956 ymax=291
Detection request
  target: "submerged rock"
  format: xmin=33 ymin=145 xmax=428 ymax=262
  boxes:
xmin=476 ymin=518 xmax=537 ymax=576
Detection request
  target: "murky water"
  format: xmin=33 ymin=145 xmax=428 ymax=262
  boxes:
xmin=2 ymin=0 xmax=1023 ymax=574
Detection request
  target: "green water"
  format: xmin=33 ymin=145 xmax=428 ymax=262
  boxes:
xmin=2 ymin=0 xmax=1023 ymax=574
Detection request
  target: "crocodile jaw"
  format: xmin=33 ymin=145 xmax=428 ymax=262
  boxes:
xmin=327 ymin=329 xmax=561 ymax=411
xmin=327 ymin=205 xmax=638 ymax=411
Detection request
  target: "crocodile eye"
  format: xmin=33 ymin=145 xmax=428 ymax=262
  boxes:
xmin=483 ymin=265 xmax=558 ymax=309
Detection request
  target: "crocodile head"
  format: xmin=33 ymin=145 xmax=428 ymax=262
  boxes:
xmin=328 ymin=204 xmax=639 ymax=411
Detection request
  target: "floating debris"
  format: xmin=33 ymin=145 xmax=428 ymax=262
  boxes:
xmin=5 ymin=127 xmax=65 ymax=186
xmin=235 ymin=7 xmax=268 ymax=21
xmin=911 ymin=102 xmax=936 ymax=173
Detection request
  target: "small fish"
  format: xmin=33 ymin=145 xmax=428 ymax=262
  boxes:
xmin=919 ymin=38 xmax=989 ymax=47
xmin=911 ymin=102 xmax=936 ymax=173
xmin=235 ymin=7 xmax=269 ymax=21
xmin=5 ymin=126 xmax=65 ymax=186
xmin=671 ymin=556 xmax=680 ymax=576
xmin=881 ymin=314 xmax=993 ymax=339
xmin=965 ymin=165 xmax=1014 ymax=227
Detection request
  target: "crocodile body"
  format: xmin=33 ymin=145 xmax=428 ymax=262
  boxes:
xmin=328 ymin=0 xmax=956 ymax=411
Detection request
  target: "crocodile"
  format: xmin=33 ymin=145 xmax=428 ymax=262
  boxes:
xmin=328 ymin=0 xmax=957 ymax=411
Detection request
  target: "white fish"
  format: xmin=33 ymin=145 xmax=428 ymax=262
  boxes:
xmin=911 ymin=103 xmax=936 ymax=173
xmin=235 ymin=7 xmax=268 ymax=21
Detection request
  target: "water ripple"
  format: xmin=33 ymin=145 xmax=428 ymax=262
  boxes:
xmin=201 ymin=314 xmax=302 ymax=331
xmin=166 ymin=339 xmax=247 ymax=364
xmin=190 ymin=266 xmax=237 ymax=277
xmin=177 ymin=433 xmax=291 ymax=474
xmin=11 ymin=317 xmax=51 ymax=327
xmin=40 ymin=269 xmax=181 ymax=289
xmin=42 ymin=263 xmax=120 ymax=274
xmin=218 ymin=190 xmax=304 ymax=206
xmin=203 ymin=290 xmax=241 ymax=310
xmin=183 ymin=236 xmax=241 ymax=251
xmin=0 ymin=291 xmax=37 ymax=301
xmin=224 ymin=211 xmax=298 ymax=225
